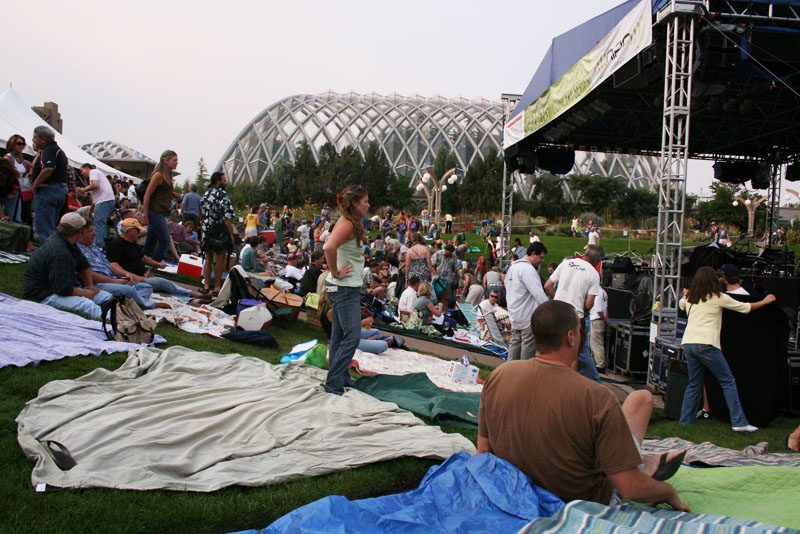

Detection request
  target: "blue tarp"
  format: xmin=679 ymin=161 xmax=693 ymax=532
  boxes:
xmin=230 ymin=452 xmax=565 ymax=534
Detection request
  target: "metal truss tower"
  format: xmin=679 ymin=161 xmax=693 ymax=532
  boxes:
xmin=500 ymin=94 xmax=521 ymax=262
xmin=651 ymin=1 xmax=703 ymax=351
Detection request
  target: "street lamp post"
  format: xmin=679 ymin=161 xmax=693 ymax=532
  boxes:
xmin=732 ymin=195 xmax=766 ymax=237
xmin=415 ymin=167 xmax=457 ymax=228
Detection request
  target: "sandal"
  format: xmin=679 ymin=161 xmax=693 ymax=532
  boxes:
xmin=653 ymin=450 xmax=686 ymax=481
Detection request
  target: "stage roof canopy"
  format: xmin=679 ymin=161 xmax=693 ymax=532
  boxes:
xmin=505 ymin=0 xmax=800 ymax=165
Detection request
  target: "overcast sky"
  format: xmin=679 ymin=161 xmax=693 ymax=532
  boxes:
xmin=0 ymin=0 xmax=730 ymax=197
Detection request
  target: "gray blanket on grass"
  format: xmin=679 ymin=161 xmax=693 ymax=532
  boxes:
xmin=16 ymin=346 xmax=475 ymax=492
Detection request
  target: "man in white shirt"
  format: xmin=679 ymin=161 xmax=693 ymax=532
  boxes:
xmin=718 ymin=264 xmax=749 ymax=295
xmin=298 ymin=220 xmax=311 ymax=251
xmin=398 ymin=275 xmax=420 ymax=320
xmin=78 ymin=163 xmax=116 ymax=249
xmin=544 ymin=245 xmax=605 ymax=382
xmin=504 ymin=242 xmax=548 ymax=360
xmin=283 ymin=253 xmax=306 ymax=286
xmin=589 ymin=286 xmax=610 ymax=373
xmin=476 ymin=289 xmax=502 ymax=320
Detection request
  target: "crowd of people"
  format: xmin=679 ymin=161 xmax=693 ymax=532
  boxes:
xmin=3 ymin=145 xmax=791 ymax=516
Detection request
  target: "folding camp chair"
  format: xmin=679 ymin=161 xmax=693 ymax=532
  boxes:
xmin=456 ymin=302 xmax=480 ymax=331
xmin=473 ymin=306 xmax=510 ymax=360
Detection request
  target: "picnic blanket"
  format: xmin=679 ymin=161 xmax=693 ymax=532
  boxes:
xmin=669 ymin=465 xmax=800 ymax=529
xmin=350 ymin=347 xmax=483 ymax=393
xmin=642 ymin=437 xmax=800 ymax=467
xmin=145 ymin=294 xmax=235 ymax=337
xmin=17 ymin=346 xmax=475 ymax=492
xmin=230 ymin=452 xmax=565 ymax=534
xmin=355 ymin=373 xmax=481 ymax=426
xmin=0 ymin=250 xmax=30 ymax=263
xmin=519 ymin=500 xmax=798 ymax=534
xmin=0 ymin=292 xmax=165 ymax=368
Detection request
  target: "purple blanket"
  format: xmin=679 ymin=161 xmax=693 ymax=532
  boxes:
xmin=0 ymin=293 xmax=165 ymax=367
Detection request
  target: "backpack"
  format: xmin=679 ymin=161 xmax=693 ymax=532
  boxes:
xmin=135 ymin=178 xmax=151 ymax=202
xmin=101 ymin=297 xmax=156 ymax=344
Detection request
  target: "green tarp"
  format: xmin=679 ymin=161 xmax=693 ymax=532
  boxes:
xmin=356 ymin=373 xmax=481 ymax=427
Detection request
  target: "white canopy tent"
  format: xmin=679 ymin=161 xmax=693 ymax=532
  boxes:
xmin=0 ymin=86 xmax=137 ymax=182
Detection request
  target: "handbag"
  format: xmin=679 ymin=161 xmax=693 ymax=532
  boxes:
xmin=433 ymin=277 xmax=448 ymax=296
xmin=206 ymin=222 xmax=230 ymax=248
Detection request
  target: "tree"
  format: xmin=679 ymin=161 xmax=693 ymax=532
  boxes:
xmin=194 ymin=158 xmax=209 ymax=195
xmin=697 ymin=182 xmax=748 ymax=231
xmin=617 ymin=188 xmax=658 ymax=225
xmin=530 ymin=175 xmax=569 ymax=220
xmin=293 ymin=141 xmax=320 ymax=204
xmin=386 ymin=174 xmax=414 ymax=210
xmin=362 ymin=141 xmax=393 ymax=207
xmin=568 ymin=174 xmax=627 ymax=217
xmin=272 ymin=159 xmax=295 ymax=207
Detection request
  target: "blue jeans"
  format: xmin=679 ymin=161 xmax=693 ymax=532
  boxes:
xmin=679 ymin=343 xmax=750 ymax=426
xmin=96 ymin=281 xmax=156 ymax=309
xmin=143 ymin=211 xmax=169 ymax=262
xmin=33 ymin=183 xmax=66 ymax=241
xmin=93 ymin=200 xmax=115 ymax=249
xmin=359 ymin=328 xmax=388 ymax=354
xmin=578 ymin=318 xmax=602 ymax=383
xmin=325 ymin=282 xmax=361 ymax=394
xmin=146 ymin=276 xmax=193 ymax=302
xmin=42 ymin=290 xmax=113 ymax=320
xmin=2 ymin=193 xmax=21 ymax=222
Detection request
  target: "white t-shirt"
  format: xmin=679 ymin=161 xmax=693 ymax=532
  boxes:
xmin=398 ymin=287 xmax=418 ymax=315
xmin=589 ymin=287 xmax=608 ymax=321
xmin=588 ymin=230 xmax=600 ymax=246
xmin=727 ymin=287 xmax=749 ymax=295
xmin=284 ymin=265 xmax=305 ymax=281
xmin=89 ymin=169 xmax=115 ymax=204
xmin=550 ymin=258 xmax=601 ymax=319
xmin=477 ymin=298 xmax=498 ymax=317
xmin=504 ymin=258 xmax=548 ymax=330
xmin=298 ymin=225 xmax=311 ymax=240
xmin=529 ymin=234 xmax=540 ymax=243
xmin=239 ymin=243 xmax=252 ymax=261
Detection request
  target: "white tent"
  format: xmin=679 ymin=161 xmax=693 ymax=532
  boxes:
xmin=0 ymin=86 xmax=137 ymax=181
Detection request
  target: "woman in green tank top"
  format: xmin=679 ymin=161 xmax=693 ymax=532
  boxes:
xmin=323 ymin=185 xmax=369 ymax=395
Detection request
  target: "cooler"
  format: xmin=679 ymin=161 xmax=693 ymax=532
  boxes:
xmin=259 ymin=230 xmax=276 ymax=244
xmin=177 ymin=254 xmax=203 ymax=279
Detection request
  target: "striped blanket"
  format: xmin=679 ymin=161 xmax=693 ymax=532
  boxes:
xmin=642 ymin=437 xmax=800 ymax=467
xmin=0 ymin=250 xmax=30 ymax=264
xmin=519 ymin=500 xmax=798 ymax=533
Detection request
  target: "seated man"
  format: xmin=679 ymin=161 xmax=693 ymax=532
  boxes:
xmin=167 ymin=214 xmax=200 ymax=256
xmin=476 ymin=289 xmax=502 ymax=319
xmin=22 ymin=213 xmax=112 ymax=320
xmin=362 ymin=260 xmax=387 ymax=301
xmin=76 ymin=219 xmax=170 ymax=310
xmin=478 ymin=300 xmax=689 ymax=511
xmin=282 ymin=253 xmax=305 ymax=288
xmin=398 ymin=275 xmax=420 ymax=320
xmin=105 ymin=218 xmax=207 ymax=303
xmin=299 ymin=250 xmax=325 ymax=297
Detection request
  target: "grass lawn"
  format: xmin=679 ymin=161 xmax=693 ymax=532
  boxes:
xmin=0 ymin=238 xmax=798 ymax=533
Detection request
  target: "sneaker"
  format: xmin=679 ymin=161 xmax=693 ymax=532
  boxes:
xmin=696 ymin=409 xmax=710 ymax=420
xmin=732 ymin=425 xmax=758 ymax=432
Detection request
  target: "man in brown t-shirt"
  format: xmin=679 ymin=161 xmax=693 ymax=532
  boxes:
xmin=478 ymin=300 xmax=689 ymax=510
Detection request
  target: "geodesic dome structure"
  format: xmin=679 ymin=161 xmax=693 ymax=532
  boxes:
xmin=216 ymin=91 xmax=505 ymax=185
xmin=217 ymin=90 xmax=660 ymax=191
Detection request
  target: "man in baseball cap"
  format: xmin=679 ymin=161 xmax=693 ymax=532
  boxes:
xmin=23 ymin=212 xmax=113 ymax=319
xmin=718 ymin=264 xmax=749 ymax=295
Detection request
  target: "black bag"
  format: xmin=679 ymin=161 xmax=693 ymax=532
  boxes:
xmin=206 ymin=222 xmax=230 ymax=249
xmin=135 ymin=179 xmax=150 ymax=202
xmin=101 ymin=297 xmax=156 ymax=344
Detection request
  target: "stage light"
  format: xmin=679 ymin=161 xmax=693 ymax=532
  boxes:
xmin=447 ymin=175 xmax=457 ymax=184
xmin=441 ymin=185 xmax=447 ymax=191
xmin=732 ymin=200 xmax=739 ymax=207
xmin=416 ymin=183 xmax=424 ymax=191
xmin=421 ymin=172 xmax=430 ymax=184
xmin=745 ymin=199 xmax=752 ymax=206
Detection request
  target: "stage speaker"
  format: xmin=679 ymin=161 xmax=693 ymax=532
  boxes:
xmin=610 ymin=256 xmax=635 ymax=274
xmin=713 ymin=161 xmax=768 ymax=185
xmin=786 ymin=163 xmax=800 ymax=183
xmin=751 ymin=165 xmax=771 ymax=189
xmin=537 ymin=146 xmax=575 ymax=175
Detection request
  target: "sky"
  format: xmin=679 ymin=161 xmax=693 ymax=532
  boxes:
xmin=0 ymin=0 xmax=753 ymax=200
